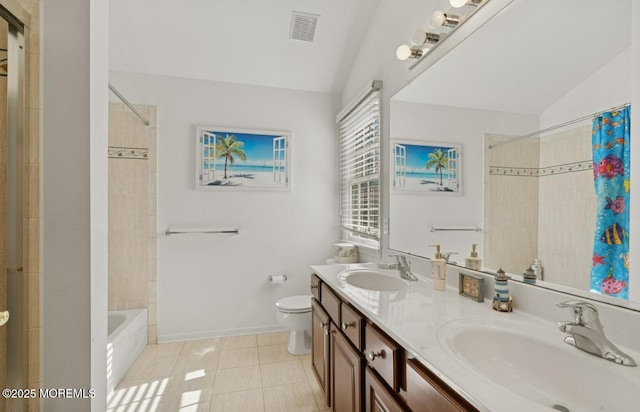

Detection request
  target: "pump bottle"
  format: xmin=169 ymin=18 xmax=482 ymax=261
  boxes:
xmin=429 ymin=244 xmax=447 ymax=291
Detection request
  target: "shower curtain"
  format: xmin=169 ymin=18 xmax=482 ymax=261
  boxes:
xmin=591 ymin=106 xmax=630 ymax=299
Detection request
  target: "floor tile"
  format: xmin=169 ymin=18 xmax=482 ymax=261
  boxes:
xmin=210 ymin=389 xmax=265 ymax=412
xmin=109 ymin=334 xmax=320 ymax=411
xmin=213 ymin=365 xmax=262 ymax=394
xmin=260 ymin=360 xmax=307 ymax=387
xmin=156 ymin=395 xmax=212 ymax=412
xmin=218 ymin=346 xmax=259 ymax=369
xmin=172 ymin=351 xmax=219 ymax=374
xmin=309 ymin=377 xmax=330 ymax=411
xmin=107 ymin=395 xmax=163 ymax=412
xmin=125 ymin=356 xmax=177 ymax=381
xmin=258 ymin=344 xmax=299 ymax=364
xmin=263 ymin=382 xmax=319 ymax=412
xmin=221 ymin=334 xmax=257 ymax=350
xmin=109 ymin=377 xmax=172 ymax=408
xmin=298 ymin=355 xmax=316 ymax=382
xmin=180 ymin=338 xmax=222 ymax=357
xmin=164 ymin=369 xmax=216 ymax=401
xmin=257 ymin=331 xmax=289 ymax=347
xmin=141 ymin=341 xmax=185 ymax=358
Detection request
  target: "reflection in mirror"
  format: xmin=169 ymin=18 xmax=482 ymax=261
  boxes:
xmin=389 ymin=0 xmax=635 ymax=304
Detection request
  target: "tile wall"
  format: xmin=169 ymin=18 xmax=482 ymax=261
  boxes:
xmin=484 ymin=134 xmax=540 ymax=273
xmin=484 ymin=127 xmax=594 ymax=289
xmin=538 ymin=126 xmax=594 ymax=289
xmin=108 ymin=102 xmax=158 ymax=344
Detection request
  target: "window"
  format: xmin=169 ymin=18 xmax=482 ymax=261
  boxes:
xmin=337 ymin=81 xmax=382 ymax=248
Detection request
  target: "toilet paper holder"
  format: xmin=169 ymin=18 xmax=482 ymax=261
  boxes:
xmin=269 ymin=275 xmax=288 ymax=282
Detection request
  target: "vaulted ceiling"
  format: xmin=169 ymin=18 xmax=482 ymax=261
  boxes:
xmin=394 ymin=0 xmax=632 ymax=115
xmin=109 ymin=0 xmax=380 ymax=94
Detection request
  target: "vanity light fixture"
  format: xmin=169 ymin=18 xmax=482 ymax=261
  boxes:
xmin=429 ymin=10 xmax=460 ymax=28
xmin=449 ymin=0 xmax=483 ymax=8
xmin=396 ymin=45 xmax=423 ymax=61
xmin=396 ymin=0 xmax=487 ymax=62
xmin=411 ymin=30 xmax=440 ymax=47
xmin=396 ymin=31 xmax=439 ymax=61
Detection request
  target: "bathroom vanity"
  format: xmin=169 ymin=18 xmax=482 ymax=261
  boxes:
xmin=310 ymin=263 xmax=640 ymax=412
xmin=311 ymin=267 xmax=477 ymax=411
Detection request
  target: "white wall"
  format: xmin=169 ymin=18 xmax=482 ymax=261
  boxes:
xmin=540 ymin=47 xmax=632 ymax=129
xmin=109 ymin=72 xmax=339 ymax=341
xmin=42 ymin=0 xmax=109 ymax=410
xmin=389 ymin=101 xmax=538 ymax=259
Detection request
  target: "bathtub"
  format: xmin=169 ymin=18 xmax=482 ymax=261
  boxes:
xmin=107 ymin=309 xmax=148 ymax=394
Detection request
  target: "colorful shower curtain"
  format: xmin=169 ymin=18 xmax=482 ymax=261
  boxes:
xmin=591 ymin=106 xmax=630 ymax=299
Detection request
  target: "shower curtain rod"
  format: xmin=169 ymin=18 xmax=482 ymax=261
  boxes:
xmin=488 ymin=102 xmax=630 ymax=150
xmin=108 ymin=83 xmax=150 ymax=126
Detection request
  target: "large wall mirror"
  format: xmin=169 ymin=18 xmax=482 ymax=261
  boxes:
xmin=389 ymin=0 xmax=636 ymax=306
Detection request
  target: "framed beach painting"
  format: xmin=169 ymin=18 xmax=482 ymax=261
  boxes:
xmin=196 ymin=126 xmax=291 ymax=191
xmin=392 ymin=140 xmax=461 ymax=194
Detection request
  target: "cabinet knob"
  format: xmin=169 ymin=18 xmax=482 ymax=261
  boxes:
xmin=311 ymin=285 xmax=319 ymax=289
xmin=368 ymin=349 xmax=385 ymax=361
xmin=341 ymin=322 xmax=355 ymax=331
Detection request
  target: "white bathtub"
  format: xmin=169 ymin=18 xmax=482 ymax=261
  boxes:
xmin=107 ymin=309 xmax=148 ymax=394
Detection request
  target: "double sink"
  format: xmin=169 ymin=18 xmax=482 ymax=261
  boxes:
xmin=337 ymin=267 xmax=640 ymax=411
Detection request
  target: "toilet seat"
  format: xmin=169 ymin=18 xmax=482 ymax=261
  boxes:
xmin=276 ymin=295 xmax=311 ymax=314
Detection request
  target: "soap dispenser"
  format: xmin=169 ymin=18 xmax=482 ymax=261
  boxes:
xmin=465 ymin=244 xmax=482 ymax=271
xmin=429 ymin=244 xmax=447 ymax=291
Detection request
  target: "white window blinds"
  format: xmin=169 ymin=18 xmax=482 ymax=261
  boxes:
xmin=337 ymin=81 xmax=382 ymax=247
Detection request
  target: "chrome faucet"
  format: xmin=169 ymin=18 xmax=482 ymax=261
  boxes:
xmin=442 ymin=252 xmax=458 ymax=264
xmin=389 ymin=254 xmax=418 ymax=281
xmin=556 ymin=300 xmax=636 ymax=366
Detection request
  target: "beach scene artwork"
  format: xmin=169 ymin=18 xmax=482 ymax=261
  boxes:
xmin=197 ymin=126 xmax=290 ymax=190
xmin=393 ymin=140 xmax=460 ymax=193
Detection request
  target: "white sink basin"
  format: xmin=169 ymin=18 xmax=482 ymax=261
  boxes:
xmin=438 ymin=318 xmax=640 ymax=412
xmin=338 ymin=269 xmax=408 ymax=292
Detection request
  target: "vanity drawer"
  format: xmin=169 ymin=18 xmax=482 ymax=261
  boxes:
xmin=311 ymin=273 xmax=321 ymax=301
xmin=365 ymin=322 xmax=403 ymax=392
xmin=340 ymin=302 xmax=364 ymax=351
xmin=405 ymin=358 xmax=477 ymax=412
xmin=320 ymin=283 xmax=341 ymax=323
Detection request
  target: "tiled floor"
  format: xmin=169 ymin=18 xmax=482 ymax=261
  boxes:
xmin=107 ymin=332 xmax=330 ymax=412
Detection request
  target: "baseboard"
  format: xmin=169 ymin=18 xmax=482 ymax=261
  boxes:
xmin=157 ymin=324 xmax=286 ymax=343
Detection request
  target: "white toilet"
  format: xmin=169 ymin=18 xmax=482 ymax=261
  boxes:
xmin=275 ymin=295 xmax=312 ymax=355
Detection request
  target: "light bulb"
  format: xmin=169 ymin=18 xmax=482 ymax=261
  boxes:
xmin=450 ymin=0 xmax=468 ymax=7
xmin=411 ymin=29 xmax=427 ymax=46
xmin=428 ymin=10 xmax=446 ymax=28
xmin=396 ymin=44 xmax=412 ymax=61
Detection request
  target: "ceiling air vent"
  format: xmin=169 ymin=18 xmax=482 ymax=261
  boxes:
xmin=290 ymin=11 xmax=319 ymax=42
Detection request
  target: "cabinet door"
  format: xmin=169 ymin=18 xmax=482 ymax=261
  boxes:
xmin=404 ymin=358 xmax=477 ymax=412
xmin=312 ymin=299 xmax=331 ymax=408
xmin=365 ymin=367 xmax=405 ymax=412
xmin=331 ymin=325 xmax=363 ymax=412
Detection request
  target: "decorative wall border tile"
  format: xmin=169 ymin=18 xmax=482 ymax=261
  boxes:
xmin=108 ymin=146 xmax=149 ymax=160
xmin=489 ymin=160 xmax=592 ymax=177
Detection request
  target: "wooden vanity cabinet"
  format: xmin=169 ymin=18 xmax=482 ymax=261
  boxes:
xmin=403 ymin=358 xmax=478 ymax=412
xmin=331 ymin=324 xmax=363 ymax=412
xmin=312 ymin=298 xmax=331 ymax=408
xmin=365 ymin=367 xmax=405 ymax=412
xmin=311 ymin=272 xmax=478 ymax=412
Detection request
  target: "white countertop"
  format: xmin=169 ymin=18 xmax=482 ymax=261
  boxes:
xmin=311 ymin=263 xmax=640 ymax=412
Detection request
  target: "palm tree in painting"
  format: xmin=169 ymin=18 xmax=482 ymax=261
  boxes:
xmin=426 ymin=148 xmax=448 ymax=186
xmin=215 ymin=134 xmax=247 ymax=179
